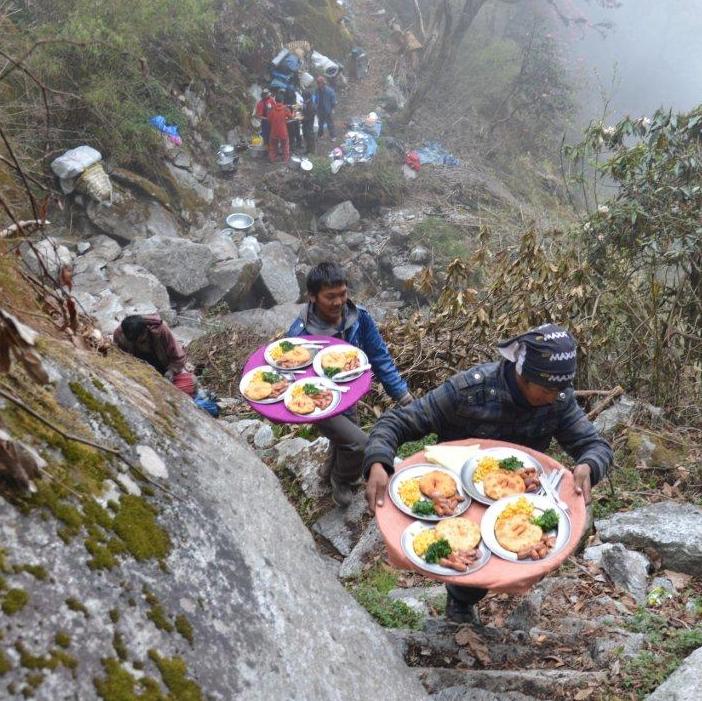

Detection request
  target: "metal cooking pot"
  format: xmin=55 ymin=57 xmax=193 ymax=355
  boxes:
xmin=225 ymin=213 xmax=254 ymax=230
xmin=219 ymin=144 xmax=236 ymax=155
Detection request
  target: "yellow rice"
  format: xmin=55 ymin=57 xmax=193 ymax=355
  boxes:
xmin=413 ymin=529 xmax=440 ymax=557
xmin=497 ymin=496 xmax=534 ymax=523
xmin=269 ymin=343 xmax=286 ymax=361
xmin=398 ymin=478 xmax=422 ymax=507
xmin=473 ymin=455 xmax=501 ymax=483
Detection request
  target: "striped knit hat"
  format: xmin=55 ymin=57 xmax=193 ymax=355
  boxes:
xmin=497 ymin=323 xmax=577 ymax=389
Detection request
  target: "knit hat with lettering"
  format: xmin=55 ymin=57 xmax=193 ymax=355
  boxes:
xmin=497 ymin=323 xmax=577 ymax=389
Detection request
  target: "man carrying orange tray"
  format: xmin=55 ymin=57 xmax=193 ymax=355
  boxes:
xmin=362 ymin=324 xmax=613 ymax=624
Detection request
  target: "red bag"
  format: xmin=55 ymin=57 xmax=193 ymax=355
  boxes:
xmin=172 ymin=371 xmax=196 ymax=397
xmin=404 ymin=151 xmax=421 ymax=172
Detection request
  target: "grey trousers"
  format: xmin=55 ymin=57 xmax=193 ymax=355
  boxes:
xmin=316 ymin=407 xmax=368 ymax=483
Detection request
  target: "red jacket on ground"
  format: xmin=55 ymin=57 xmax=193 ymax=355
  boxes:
xmin=268 ymin=102 xmax=292 ymax=140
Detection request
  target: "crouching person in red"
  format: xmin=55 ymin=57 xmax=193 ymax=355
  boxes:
xmin=113 ymin=314 xmax=196 ymax=396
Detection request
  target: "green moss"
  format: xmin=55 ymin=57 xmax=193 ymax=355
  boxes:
xmin=174 ymin=614 xmax=194 ymax=646
xmin=52 ymin=649 xmax=78 ymax=672
xmin=83 ymin=499 xmax=113 ymax=529
xmin=0 ymin=547 xmax=9 ymax=572
xmin=144 ymin=589 xmax=173 ymax=633
xmin=65 ymin=597 xmax=89 ymax=617
xmin=113 ymin=631 xmax=128 ymax=661
xmin=15 ymin=564 xmax=48 ymax=581
xmin=85 ymin=538 xmax=118 ymax=570
xmin=107 ymin=500 xmax=120 ymax=513
xmin=0 ymin=575 xmax=6 ymax=590
xmin=54 ymin=631 xmax=71 ymax=649
xmin=92 ymin=377 xmax=106 ymax=391
xmin=94 ymin=657 xmax=166 ymax=701
xmin=148 ymin=650 xmax=202 ymax=701
xmin=0 ymin=649 xmax=11 ymax=675
xmin=112 ymin=496 xmax=171 ymax=562
xmin=68 ymin=382 xmax=137 ymax=444
xmin=16 ymin=643 xmax=55 ymax=671
xmin=25 ymin=671 xmax=44 ymax=690
xmin=109 ymin=608 xmax=121 ymax=624
xmin=2 ymin=587 xmax=29 ymax=615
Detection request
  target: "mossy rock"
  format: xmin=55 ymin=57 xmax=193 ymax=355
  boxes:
xmin=110 ymin=168 xmax=174 ymax=210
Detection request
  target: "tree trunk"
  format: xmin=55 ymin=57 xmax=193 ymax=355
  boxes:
xmin=398 ymin=0 xmax=489 ymax=124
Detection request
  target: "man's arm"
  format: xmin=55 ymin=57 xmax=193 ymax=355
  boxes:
xmin=359 ymin=312 xmax=409 ymax=400
xmin=159 ymin=326 xmax=187 ymax=375
xmin=555 ymin=394 xmax=614 ymax=486
xmin=362 ymin=379 xmax=459 ymax=478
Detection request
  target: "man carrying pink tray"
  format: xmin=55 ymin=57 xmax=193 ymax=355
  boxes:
xmin=362 ymin=324 xmax=613 ymax=624
xmin=287 ymin=262 xmax=412 ymax=508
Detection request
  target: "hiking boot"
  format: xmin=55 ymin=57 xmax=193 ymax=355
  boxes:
xmin=330 ymin=475 xmax=354 ymax=508
xmin=445 ymin=596 xmax=482 ymax=625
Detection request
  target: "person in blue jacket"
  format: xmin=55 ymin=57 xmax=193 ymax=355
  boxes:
xmin=314 ymin=76 xmax=337 ymax=139
xmin=288 ymin=262 xmax=412 ymax=507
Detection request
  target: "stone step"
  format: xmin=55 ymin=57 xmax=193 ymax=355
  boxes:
xmin=418 ymin=667 xmax=607 ymax=698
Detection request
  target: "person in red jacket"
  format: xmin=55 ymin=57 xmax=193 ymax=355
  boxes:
xmin=255 ymin=88 xmax=275 ymax=145
xmin=267 ymin=93 xmax=292 ymax=163
xmin=113 ymin=314 xmax=196 ymax=396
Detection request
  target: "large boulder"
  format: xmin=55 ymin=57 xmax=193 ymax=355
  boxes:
xmin=319 ymin=200 xmax=360 ymax=231
xmin=600 ymin=543 xmax=650 ymax=604
xmin=128 ymin=236 xmax=215 ymax=297
xmin=73 ymin=261 xmax=173 ymax=334
xmin=86 ymin=189 xmax=181 ymax=243
xmin=596 ymin=502 xmax=702 ymax=575
xmin=198 ymin=257 xmax=262 ymax=308
xmin=0 ymin=354 xmax=428 ymax=700
xmin=20 ymin=237 xmax=74 ymax=278
xmin=164 ymin=161 xmax=214 ymax=205
xmin=203 ymin=228 xmax=240 ymax=263
xmin=258 ymin=241 xmax=300 ymax=305
xmin=645 ymin=646 xmax=702 ymax=700
xmin=222 ymin=302 xmax=303 ymax=337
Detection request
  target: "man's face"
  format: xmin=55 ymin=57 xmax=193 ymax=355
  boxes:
xmin=517 ymin=375 xmax=561 ymax=407
xmin=311 ymin=284 xmax=347 ymax=323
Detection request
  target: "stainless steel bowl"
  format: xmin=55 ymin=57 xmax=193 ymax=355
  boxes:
xmin=225 ymin=213 xmax=254 ymax=230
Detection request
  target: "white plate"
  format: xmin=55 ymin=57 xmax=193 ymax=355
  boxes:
xmin=264 ymin=337 xmax=316 ymax=370
xmin=461 ymin=447 xmax=544 ymax=506
xmin=388 ymin=464 xmax=471 ymax=521
xmin=313 ymin=344 xmax=369 ymax=383
xmin=401 ymin=520 xmax=491 ymax=577
xmin=480 ymin=493 xmax=571 ymax=564
xmin=283 ymin=378 xmax=342 ymax=418
xmin=239 ymin=365 xmax=291 ymax=404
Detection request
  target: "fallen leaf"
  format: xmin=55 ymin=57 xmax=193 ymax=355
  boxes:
xmin=455 ymin=626 xmax=491 ymax=665
xmin=574 ymin=688 xmax=595 ymax=700
xmin=0 ymin=427 xmax=46 ymax=490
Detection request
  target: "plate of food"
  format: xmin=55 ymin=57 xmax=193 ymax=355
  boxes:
xmin=401 ymin=517 xmax=491 ymax=576
xmin=461 ymin=447 xmax=543 ymax=506
xmin=480 ymin=494 xmax=571 ymax=563
xmin=264 ymin=338 xmax=315 ymax=370
xmin=312 ymin=345 xmax=369 ymax=382
xmin=389 ymin=465 xmax=471 ymax=520
xmin=283 ymin=378 xmax=342 ymax=418
xmin=239 ymin=365 xmax=290 ymax=404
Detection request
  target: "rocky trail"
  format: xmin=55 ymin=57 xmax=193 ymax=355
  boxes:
xmin=227 ymin=397 xmax=702 ymax=700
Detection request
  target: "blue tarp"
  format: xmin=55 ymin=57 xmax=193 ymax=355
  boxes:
xmin=415 ymin=141 xmax=459 ymax=166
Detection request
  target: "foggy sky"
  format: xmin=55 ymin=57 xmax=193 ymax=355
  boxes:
xmin=564 ymin=0 xmax=702 ymax=121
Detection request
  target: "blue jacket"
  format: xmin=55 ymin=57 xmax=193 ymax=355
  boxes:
xmin=362 ymin=360 xmax=613 ymax=482
xmin=287 ymin=303 xmax=408 ymax=400
xmin=314 ymin=85 xmax=336 ymax=115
